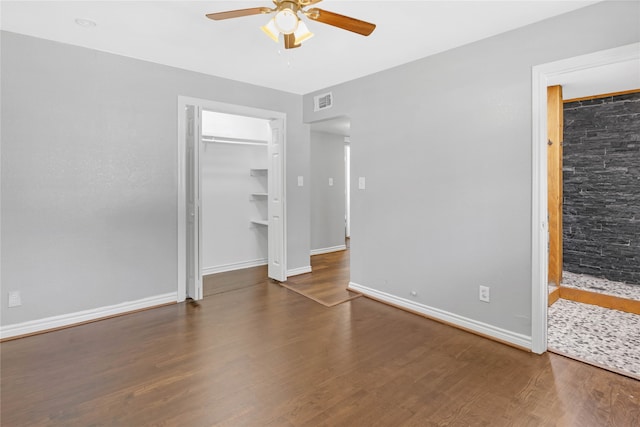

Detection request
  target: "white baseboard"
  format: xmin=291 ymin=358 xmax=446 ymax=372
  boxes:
xmin=348 ymin=282 xmax=532 ymax=350
xmin=0 ymin=292 xmax=177 ymax=340
xmin=310 ymin=245 xmax=347 ymax=256
xmin=202 ymin=258 xmax=267 ymax=276
xmin=287 ymin=266 xmax=312 ymax=277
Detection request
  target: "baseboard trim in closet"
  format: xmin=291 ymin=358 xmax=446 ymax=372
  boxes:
xmin=310 ymin=245 xmax=347 ymax=256
xmin=287 ymin=266 xmax=312 ymax=277
xmin=203 ymin=258 xmax=267 ymax=276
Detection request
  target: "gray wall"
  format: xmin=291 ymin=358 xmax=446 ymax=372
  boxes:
xmin=563 ymin=92 xmax=640 ymax=285
xmin=1 ymin=31 xmax=310 ymax=326
xmin=310 ymin=131 xmax=346 ymax=251
xmin=303 ymin=1 xmax=640 ymax=337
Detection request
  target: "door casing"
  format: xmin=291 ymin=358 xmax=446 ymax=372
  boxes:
xmin=530 ymin=42 xmax=640 ymax=354
xmin=177 ymin=96 xmax=287 ymax=301
xmin=547 ymin=85 xmax=563 ymax=287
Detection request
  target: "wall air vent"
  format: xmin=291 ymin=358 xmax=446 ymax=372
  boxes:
xmin=314 ymin=92 xmax=333 ymax=112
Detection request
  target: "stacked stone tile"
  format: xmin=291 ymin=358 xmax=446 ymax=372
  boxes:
xmin=563 ymin=92 xmax=640 ymax=285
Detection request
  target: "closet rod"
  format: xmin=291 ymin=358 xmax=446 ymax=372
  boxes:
xmin=201 ymin=135 xmax=269 ymax=146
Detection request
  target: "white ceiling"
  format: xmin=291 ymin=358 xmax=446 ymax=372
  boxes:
xmin=0 ymin=1 xmax=603 ymax=95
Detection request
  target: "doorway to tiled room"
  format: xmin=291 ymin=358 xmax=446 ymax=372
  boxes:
xmin=546 ymin=84 xmax=640 ymax=380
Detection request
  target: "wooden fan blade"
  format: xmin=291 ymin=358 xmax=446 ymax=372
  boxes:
xmin=206 ymin=7 xmax=272 ymax=21
xmin=284 ymin=33 xmax=301 ymax=49
xmin=305 ymin=8 xmax=375 ymax=36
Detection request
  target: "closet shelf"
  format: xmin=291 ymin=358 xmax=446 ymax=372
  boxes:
xmin=202 ymin=135 xmax=268 ymax=146
xmin=250 ymin=168 xmax=268 ymax=176
xmin=250 ymin=168 xmax=268 ymax=227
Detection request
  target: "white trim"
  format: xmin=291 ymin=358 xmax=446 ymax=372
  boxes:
xmin=349 ymin=282 xmax=531 ymax=349
xmin=310 ymin=244 xmax=347 ymax=256
xmin=202 ymin=258 xmax=268 ymax=276
xmin=530 ymin=42 xmax=640 ymax=355
xmin=287 ymin=266 xmax=312 ymax=276
xmin=177 ymin=99 xmax=187 ymax=302
xmin=177 ymin=96 xmax=288 ymax=301
xmin=531 ymin=61 xmax=549 ymax=355
xmin=0 ymin=292 xmax=177 ymax=340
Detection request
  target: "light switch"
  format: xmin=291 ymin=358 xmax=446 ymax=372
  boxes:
xmin=297 ymin=176 xmax=304 ymax=187
xmin=329 ymin=178 xmax=334 ymax=186
xmin=358 ymin=177 xmax=366 ymax=190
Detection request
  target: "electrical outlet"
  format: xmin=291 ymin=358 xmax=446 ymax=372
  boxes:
xmin=8 ymin=291 xmax=22 ymax=308
xmin=479 ymin=286 xmax=490 ymax=303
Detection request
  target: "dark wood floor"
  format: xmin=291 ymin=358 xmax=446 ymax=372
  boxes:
xmin=203 ymin=264 xmax=269 ymax=297
xmin=2 ymin=261 xmax=639 ymax=426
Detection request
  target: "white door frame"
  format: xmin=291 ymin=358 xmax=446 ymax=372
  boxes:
xmin=530 ymin=42 xmax=640 ymax=354
xmin=177 ymin=96 xmax=287 ymax=302
xmin=344 ymin=141 xmax=351 ymax=239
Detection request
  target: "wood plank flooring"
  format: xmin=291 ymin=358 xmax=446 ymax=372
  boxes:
xmin=204 ymin=264 xmax=269 ymax=297
xmin=2 ymin=264 xmax=640 ymax=425
xmin=280 ymin=249 xmax=361 ymax=307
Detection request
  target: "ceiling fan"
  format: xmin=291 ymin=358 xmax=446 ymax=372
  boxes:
xmin=206 ymin=0 xmax=376 ymax=49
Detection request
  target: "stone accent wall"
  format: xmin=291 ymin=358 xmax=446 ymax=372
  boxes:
xmin=562 ymin=92 xmax=640 ymax=285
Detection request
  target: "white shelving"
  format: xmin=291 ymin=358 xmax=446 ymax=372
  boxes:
xmin=250 ymin=169 xmax=268 ymax=227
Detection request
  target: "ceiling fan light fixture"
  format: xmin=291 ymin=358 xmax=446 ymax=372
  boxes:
xmin=273 ymin=8 xmax=299 ymax=34
xmin=260 ymin=18 xmax=280 ymax=43
xmin=293 ymin=20 xmax=314 ymax=44
xmin=206 ymin=0 xmax=377 ymax=50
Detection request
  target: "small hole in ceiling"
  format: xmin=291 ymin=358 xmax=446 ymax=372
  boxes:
xmin=75 ymin=18 xmax=97 ymax=28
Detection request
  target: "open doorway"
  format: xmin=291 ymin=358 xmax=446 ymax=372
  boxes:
xmin=546 ymin=86 xmax=640 ymax=379
xmin=309 ymin=116 xmax=350 ymax=256
xmin=200 ymin=111 xmax=272 ymax=297
xmin=177 ymin=97 xmax=287 ymax=302
xmin=278 ymin=116 xmax=358 ymax=307
xmin=531 ymin=42 xmax=640 ymax=354
xmin=532 ymin=45 xmax=640 ymax=377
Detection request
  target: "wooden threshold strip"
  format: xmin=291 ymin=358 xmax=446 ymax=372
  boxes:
xmin=559 ymin=287 xmax=640 ymax=315
xmin=280 ymin=282 xmax=362 ymax=307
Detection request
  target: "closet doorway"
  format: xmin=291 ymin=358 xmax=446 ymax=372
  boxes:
xmin=177 ymin=97 xmax=287 ymax=302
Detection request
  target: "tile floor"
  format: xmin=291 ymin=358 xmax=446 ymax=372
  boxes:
xmin=547 ymin=271 xmax=640 ymax=380
xmin=562 ymin=271 xmax=640 ymax=301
